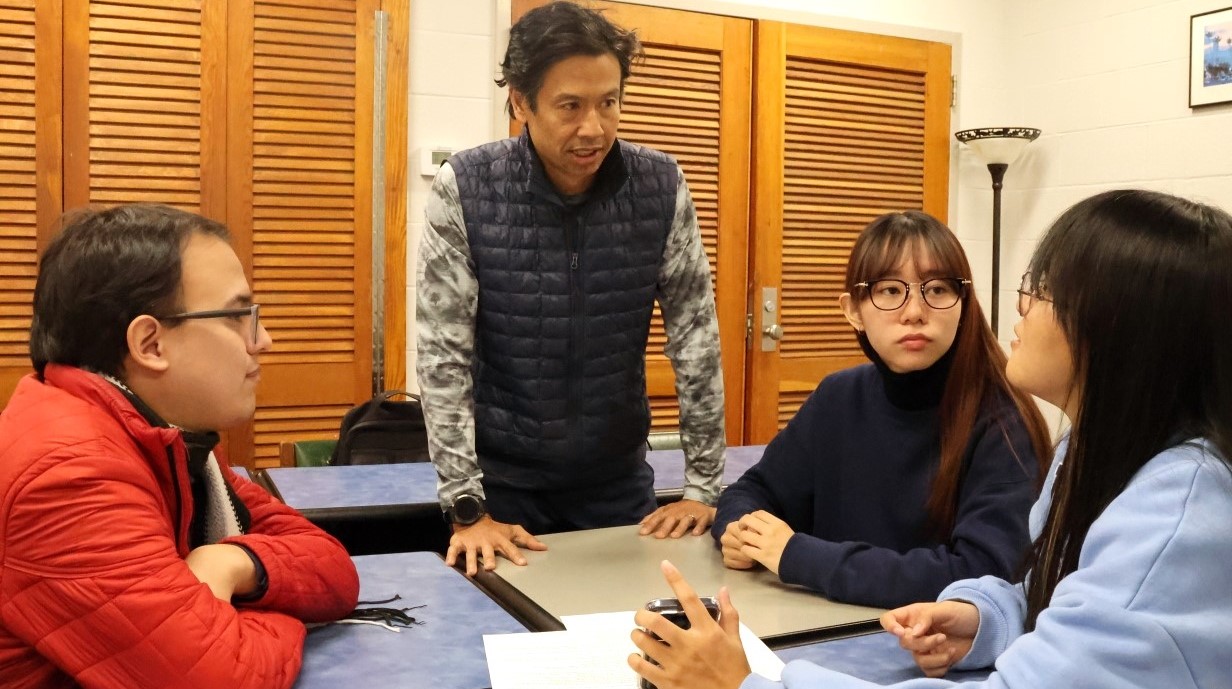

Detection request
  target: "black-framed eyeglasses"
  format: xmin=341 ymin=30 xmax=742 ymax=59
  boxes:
xmin=855 ymin=278 xmax=971 ymax=311
xmin=157 ymin=303 xmax=261 ymax=345
xmin=1016 ymin=273 xmax=1053 ymax=317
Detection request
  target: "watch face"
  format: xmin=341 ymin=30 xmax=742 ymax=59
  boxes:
xmin=452 ymin=495 xmax=484 ymax=525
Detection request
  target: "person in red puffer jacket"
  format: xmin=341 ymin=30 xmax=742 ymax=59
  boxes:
xmin=0 ymin=204 xmax=359 ymax=689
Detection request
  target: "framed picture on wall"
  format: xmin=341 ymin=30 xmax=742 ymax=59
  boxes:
xmin=1191 ymin=7 xmax=1232 ymax=107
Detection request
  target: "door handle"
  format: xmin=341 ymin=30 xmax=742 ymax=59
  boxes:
xmin=759 ymin=287 xmax=782 ymax=352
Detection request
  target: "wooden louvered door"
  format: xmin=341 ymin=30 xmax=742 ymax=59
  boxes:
xmin=229 ymin=0 xmax=407 ymax=468
xmin=511 ymin=0 xmax=752 ymax=444
xmin=0 ymin=0 xmax=60 ymax=402
xmin=745 ymin=22 xmax=951 ymax=442
xmin=61 ymin=1 xmax=226 ymax=214
xmin=0 ymin=0 xmax=226 ymax=403
xmin=16 ymin=0 xmax=407 ymax=467
xmin=58 ymin=0 xmax=239 ymax=457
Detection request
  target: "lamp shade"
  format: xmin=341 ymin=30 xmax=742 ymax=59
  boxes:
xmin=954 ymin=127 xmax=1041 ymax=165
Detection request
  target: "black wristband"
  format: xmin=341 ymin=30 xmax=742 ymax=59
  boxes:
xmin=229 ymin=542 xmax=269 ymax=603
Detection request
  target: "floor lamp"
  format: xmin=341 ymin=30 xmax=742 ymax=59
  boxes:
xmin=954 ymin=127 xmax=1041 ymax=336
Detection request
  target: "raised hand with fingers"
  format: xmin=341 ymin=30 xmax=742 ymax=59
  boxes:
xmin=880 ymin=600 xmax=980 ymax=678
xmin=628 ymin=561 xmax=751 ymax=689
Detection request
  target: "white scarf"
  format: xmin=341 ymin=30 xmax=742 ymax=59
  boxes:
xmin=202 ymin=450 xmax=244 ymax=544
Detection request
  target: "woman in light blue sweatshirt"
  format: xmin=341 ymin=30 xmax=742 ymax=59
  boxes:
xmin=628 ymin=189 xmax=1232 ymax=689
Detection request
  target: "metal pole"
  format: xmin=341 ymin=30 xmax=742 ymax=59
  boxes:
xmin=987 ymin=162 xmax=1008 ymax=337
xmin=371 ymin=11 xmax=389 ymax=395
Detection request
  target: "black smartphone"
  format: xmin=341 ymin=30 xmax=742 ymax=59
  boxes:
xmin=640 ymin=597 xmax=720 ymax=689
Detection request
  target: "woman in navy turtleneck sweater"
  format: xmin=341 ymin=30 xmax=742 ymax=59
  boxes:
xmin=713 ymin=211 xmax=1052 ymax=609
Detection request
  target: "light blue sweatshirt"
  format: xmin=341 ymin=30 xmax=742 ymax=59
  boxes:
xmin=742 ymin=438 xmax=1232 ymax=689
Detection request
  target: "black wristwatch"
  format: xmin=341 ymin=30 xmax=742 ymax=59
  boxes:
xmin=445 ymin=494 xmax=486 ymax=526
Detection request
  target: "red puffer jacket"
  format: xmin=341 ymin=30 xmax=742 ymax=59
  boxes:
xmin=0 ymin=365 xmax=359 ymax=688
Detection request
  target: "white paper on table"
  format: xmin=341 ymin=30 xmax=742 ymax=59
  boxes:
xmin=483 ymin=628 xmax=636 ymax=689
xmin=563 ymin=612 xmax=783 ymax=681
xmin=482 ymin=611 xmax=784 ymax=689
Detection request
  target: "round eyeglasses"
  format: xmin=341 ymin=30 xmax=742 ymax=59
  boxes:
xmin=1015 ymin=273 xmax=1053 ymax=317
xmin=855 ymin=278 xmax=970 ymax=311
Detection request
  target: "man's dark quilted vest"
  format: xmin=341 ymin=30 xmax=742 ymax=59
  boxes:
xmin=450 ymin=132 xmax=678 ymax=490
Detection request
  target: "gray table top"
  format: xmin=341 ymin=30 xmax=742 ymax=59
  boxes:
xmin=295 ymin=551 xmax=527 ymax=689
xmin=475 ymin=524 xmax=884 ymax=647
xmin=263 ymin=445 xmax=767 ymax=519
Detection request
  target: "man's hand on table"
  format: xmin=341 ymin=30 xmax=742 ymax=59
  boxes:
xmin=639 ymin=499 xmax=716 ymax=539
xmin=446 ymin=516 xmax=547 ymax=576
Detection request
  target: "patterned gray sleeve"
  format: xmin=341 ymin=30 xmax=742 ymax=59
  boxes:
xmin=657 ymin=165 xmax=727 ymax=506
xmin=416 ymin=162 xmax=485 ymax=507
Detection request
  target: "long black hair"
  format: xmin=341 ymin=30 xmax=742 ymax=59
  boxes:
xmin=1022 ymin=189 xmax=1232 ymax=628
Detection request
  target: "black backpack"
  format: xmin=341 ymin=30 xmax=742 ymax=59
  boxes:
xmin=330 ymin=391 xmax=431 ymax=465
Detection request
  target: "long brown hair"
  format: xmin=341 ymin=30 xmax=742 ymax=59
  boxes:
xmin=844 ymin=211 xmax=1052 ymax=537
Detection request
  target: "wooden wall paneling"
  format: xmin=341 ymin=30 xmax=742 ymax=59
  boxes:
xmin=922 ymin=42 xmax=952 ymax=220
xmin=31 ymin=0 xmax=61 ymax=253
xmin=199 ymin=0 xmax=227 ymax=221
xmin=743 ymin=21 xmax=787 ymax=443
xmin=226 ymin=0 xmax=255 ymax=270
xmin=225 ymin=0 xmax=256 ymax=464
xmin=380 ymin=0 xmax=408 ymax=392
xmin=253 ymin=400 xmax=353 ymax=470
xmin=713 ymin=14 xmax=752 ymax=442
xmin=60 ymin=0 xmax=88 ymax=211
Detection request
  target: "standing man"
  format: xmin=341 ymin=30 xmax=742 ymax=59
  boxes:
xmin=417 ymin=1 xmax=727 ymax=575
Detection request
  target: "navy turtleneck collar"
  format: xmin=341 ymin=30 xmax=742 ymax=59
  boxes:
xmin=856 ymin=332 xmax=955 ymax=411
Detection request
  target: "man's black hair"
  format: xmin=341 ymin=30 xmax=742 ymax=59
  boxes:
xmin=29 ymin=203 xmax=229 ymax=376
xmin=497 ymin=1 xmax=642 ymax=115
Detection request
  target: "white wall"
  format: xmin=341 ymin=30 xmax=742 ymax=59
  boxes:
xmin=998 ymin=0 xmax=1232 ymax=436
xmin=999 ymin=0 xmax=1232 ymax=326
xmin=405 ymin=0 xmax=503 ymax=389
